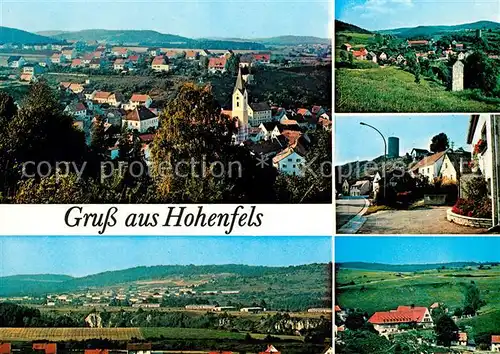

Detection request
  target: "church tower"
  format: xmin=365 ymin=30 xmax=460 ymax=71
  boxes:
xmin=231 ymin=68 xmax=249 ymax=143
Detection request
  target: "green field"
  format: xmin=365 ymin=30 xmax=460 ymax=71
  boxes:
xmin=335 ymin=66 xmax=500 ymax=112
xmin=336 ymin=32 xmax=375 ymax=47
xmin=141 ymin=327 xmax=246 ymax=340
xmin=336 ymin=266 xmax=500 ymax=335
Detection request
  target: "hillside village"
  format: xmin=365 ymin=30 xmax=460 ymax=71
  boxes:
xmin=0 ymin=30 xmax=332 ymax=204
xmin=335 ymin=260 xmax=500 ymax=353
xmin=337 ymin=135 xmax=471 ymax=200
xmin=335 ymin=20 xmax=500 ymax=112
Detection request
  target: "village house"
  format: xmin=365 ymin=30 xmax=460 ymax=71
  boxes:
xmin=258 ymin=345 xmax=280 ymax=354
xmin=272 ymin=147 xmax=306 ymax=176
xmin=151 ymin=55 xmax=169 ymax=72
xmin=61 ymin=47 xmax=76 ymax=60
xmin=127 ymin=93 xmax=153 ymax=109
xmin=112 ymin=47 xmax=130 ymax=58
xmin=311 ymin=105 xmax=326 ymax=116
xmin=51 ymin=53 xmax=66 ymax=65
xmin=259 ymin=122 xmax=281 ymax=141
xmin=451 ymin=332 xmax=468 ymax=346
xmin=113 ymin=58 xmax=131 ymax=71
xmin=252 ymin=53 xmax=271 ymax=65
xmin=208 ymin=57 xmax=227 ymax=73
xmin=367 ymin=51 xmax=377 ymax=63
xmin=411 ymin=148 xmax=431 ymax=161
xmin=185 ymin=50 xmax=199 ymax=60
xmin=440 ymin=150 xmax=471 ymax=181
xmin=7 ymin=56 xmax=26 ymax=68
xmin=466 ymin=114 xmax=500 ymax=227
xmin=123 ymin=106 xmax=159 ymax=133
xmin=410 ymin=150 xmax=446 ymax=182
xmin=89 ymin=58 xmax=105 ymax=69
xmin=38 ymin=57 xmax=52 ymax=68
xmin=379 ymin=52 xmax=388 ymax=61
xmin=82 ymin=54 xmax=94 ymax=65
xmin=23 ymin=64 xmax=44 ymax=76
xmin=352 ymin=48 xmax=368 ymax=60
xmin=64 ymin=102 xmax=89 ymax=120
xmin=0 ymin=343 xmax=11 ymax=354
xmin=341 ymin=43 xmax=352 ymax=51
xmin=350 ymin=180 xmax=371 ymax=196
xmin=407 ymin=40 xmax=430 ymax=47
xmin=368 ymin=305 xmax=434 ymax=335
xmin=492 ymin=335 xmax=500 ymax=351
xmin=71 ymin=58 xmax=84 ymax=68
xmin=92 ymin=91 xmax=124 ymax=106
xmin=248 ymin=102 xmax=272 ymax=127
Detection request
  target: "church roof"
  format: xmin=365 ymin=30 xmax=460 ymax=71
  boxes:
xmin=233 ymin=68 xmax=245 ymax=94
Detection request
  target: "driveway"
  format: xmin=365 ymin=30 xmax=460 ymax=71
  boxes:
xmin=358 ymin=206 xmax=489 ymax=234
xmin=336 ymin=197 xmax=369 ymax=231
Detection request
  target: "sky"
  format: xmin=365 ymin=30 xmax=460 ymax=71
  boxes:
xmin=0 ymin=236 xmax=332 ymax=277
xmin=335 ymin=0 xmax=500 ymax=31
xmin=335 ymin=115 xmax=470 ymax=165
xmin=336 ymin=237 xmax=500 ymax=264
xmin=0 ymin=0 xmax=331 ymax=38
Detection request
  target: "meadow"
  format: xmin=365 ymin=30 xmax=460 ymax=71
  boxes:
xmin=336 ymin=265 xmax=500 ymax=335
xmin=0 ymin=327 xmax=144 ymax=341
xmin=335 ymin=66 xmax=500 ymax=112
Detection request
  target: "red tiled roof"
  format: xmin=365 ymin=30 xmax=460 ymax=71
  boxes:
xmin=152 ymin=55 xmax=166 ymax=65
xmin=185 ymin=50 xmax=199 ymax=58
xmin=131 ymin=93 xmax=151 ymax=102
xmin=459 ymin=332 xmax=467 ymax=342
xmin=408 ymin=40 xmax=429 ymax=45
xmin=125 ymin=106 xmax=157 ymax=122
xmin=0 ymin=343 xmax=11 ymax=354
xmin=94 ymin=91 xmax=112 ymax=100
xmin=209 ymin=57 xmax=226 ymax=68
xmin=410 ymin=151 xmax=446 ymax=171
xmin=335 ymin=305 xmax=341 ymax=312
xmin=253 ymin=53 xmax=271 ymax=61
xmin=492 ymin=335 xmax=500 ymax=343
xmin=114 ymin=58 xmax=125 ymax=64
xmin=84 ymin=350 xmax=109 ymax=354
xmin=128 ymin=55 xmax=140 ymax=62
xmin=368 ymin=306 xmax=429 ymax=324
xmin=71 ymin=59 xmax=82 ymax=66
xmin=297 ymin=108 xmax=310 ymax=115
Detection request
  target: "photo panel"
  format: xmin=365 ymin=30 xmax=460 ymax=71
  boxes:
xmin=335 ymin=114 xmax=500 ymax=235
xmin=0 ymin=236 xmax=333 ymax=353
xmin=334 ymin=236 xmax=500 ymax=353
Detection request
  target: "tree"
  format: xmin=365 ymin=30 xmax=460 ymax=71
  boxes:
xmin=225 ymin=54 xmax=240 ymax=75
xmin=430 ymin=133 xmax=449 ymax=153
xmin=344 ymin=312 xmax=366 ymax=331
xmin=150 ymin=83 xmax=247 ymax=202
xmin=0 ymin=81 xmax=87 ymax=200
xmin=463 ymin=281 xmax=482 ymax=315
xmin=464 ymin=51 xmax=499 ymax=95
xmin=90 ymin=115 xmax=107 ymax=159
xmin=434 ymin=314 xmax=458 ymax=347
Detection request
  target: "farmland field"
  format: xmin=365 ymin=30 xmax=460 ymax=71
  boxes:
xmin=141 ymin=327 xmax=247 ymax=340
xmin=0 ymin=327 xmax=144 ymax=341
xmin=335 ymin=66 xmax=500 ymax=112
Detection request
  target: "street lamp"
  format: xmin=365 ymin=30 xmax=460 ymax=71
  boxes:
xmin=360 ymin=122 xmax=387 ymax=199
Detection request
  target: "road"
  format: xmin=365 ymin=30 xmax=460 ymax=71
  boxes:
xmin=336 ymin=197 xmax=368 ymax=230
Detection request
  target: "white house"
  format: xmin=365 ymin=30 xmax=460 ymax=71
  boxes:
xmin=123 ymin=106 xmax=159 ymax=133
xmin=272 ymin=147 xmax=305 ymax=176
xmin=410 ymin=150 xmax=446 ymax=182
xmin=128 ymin=93 xmax=152 ymax=109
xmin=64 ymin=102 xmax=89 ymax=119
xmin=492 ymin=335 xmax=500 ymax=352
xmin=151 ymin=56 xmax=169 ymax=72
xmin=7 ymin=56 xmax=26 ymax=68
xmin=259 ymin=122 xmax=281 ymax=141
xmin=369 ymin=306 xmax=434 ymax=336
xmin=248 ymin=102 xmax=272 ymax=127
xmin=350 ymin=180 xmax=371 ymax=196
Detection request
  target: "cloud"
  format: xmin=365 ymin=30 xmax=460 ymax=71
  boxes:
xmin=353 ymin=0 xmax=413 ymax=17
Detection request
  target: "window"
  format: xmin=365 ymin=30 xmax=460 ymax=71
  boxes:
xmin=283 ymin=164 xmax=287 ymax=169
xmin=287 ymin=158 xmax=292 ymax=162
xmin=237 ymin=102 xmax=239 ymax=107
xmin=296 ymin=158 xmax=301 ymax=162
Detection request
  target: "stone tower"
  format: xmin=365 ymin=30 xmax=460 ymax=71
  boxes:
xmin=452 ymin=61 xmax=464 ymax=92
xmin=231 ymin=68 xmax=249 ymax=143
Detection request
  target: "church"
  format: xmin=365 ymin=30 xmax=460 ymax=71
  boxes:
xmin=231 ymin=68 xmax=272 ymax=143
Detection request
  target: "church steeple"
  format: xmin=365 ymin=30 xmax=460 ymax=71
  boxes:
xmin=233 ymin=67 xmax=245 ymax=94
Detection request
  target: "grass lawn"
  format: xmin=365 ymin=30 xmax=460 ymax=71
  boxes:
xmin=336 ymin=32 xmax=375 ymax=47
xmin=459 ymin=308 xmax=500 ymax=335
xmin=335 ymin=66 xmax=500 ymax=112
xmin=336 ymin=267 xmax=500 ymax=315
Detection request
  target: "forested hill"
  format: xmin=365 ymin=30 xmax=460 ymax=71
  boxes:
xmin=336 ymin=262 xmax=490 ymax=272
xmin=42 ymin=29 xmax=267 ymax=50
xmin=335 ymin=20 xmax=372 ymax=34
xmin=0 ymin=26 xmax=59 ymax=44
xmin=379 ymin=20 xmax=500 ymax=37
xmin=0 ymin=263 xmax=330 ymax=297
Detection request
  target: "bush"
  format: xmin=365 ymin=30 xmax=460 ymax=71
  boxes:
xmin=451 ymin=198 xmax=491 ymax=218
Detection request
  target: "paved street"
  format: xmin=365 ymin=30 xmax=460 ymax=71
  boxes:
xmin=358 ymin=206 xmax=489 ymax=234
xmin=336 ymin=197 xmax=368 ymax=230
